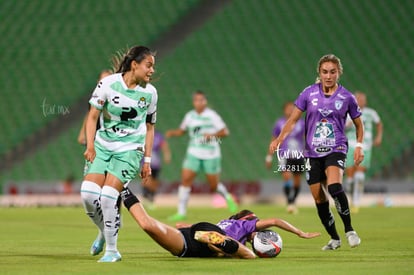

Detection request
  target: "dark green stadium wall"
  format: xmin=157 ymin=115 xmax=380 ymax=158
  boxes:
xmin=1 ymin=0 xmax=413 ymax=187
xmin=155 ymin=0 xmax=414 ymax=180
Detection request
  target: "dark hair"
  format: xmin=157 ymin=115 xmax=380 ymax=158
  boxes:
xmin=192 ymin=90 xmax=207 ymax=99
xmin=112 ymin=46 xmax=155 ymax=73
xmin=229 ymin=209 xmax=258 ymax=220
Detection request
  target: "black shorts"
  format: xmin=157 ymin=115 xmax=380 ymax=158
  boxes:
xmin=306 ymin=152 xmax=346 ymax=185
xmin=151 ymin=168 xmax=160 ymax=179
xmin=285 ymin=158 xmax=305 ymax=174
xmin=178 ymin=222 xmax=226 ymax=258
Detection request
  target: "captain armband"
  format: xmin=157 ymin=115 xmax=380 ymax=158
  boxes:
xmin=146 ymin=111 xmax=157 ymax=124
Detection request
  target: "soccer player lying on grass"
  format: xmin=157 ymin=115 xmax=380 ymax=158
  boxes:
xmin=121 ymin=188 xmax=320 ymax=259
xmin=121 ymin=187 xmax=255 ymax=259
xmin=177 ymin=209 xmax=321 ymax=248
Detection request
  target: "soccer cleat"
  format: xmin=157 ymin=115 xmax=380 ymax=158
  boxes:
xmin=97 ymin=251 xmax=122 ymax=263
xmin=226 ymin=195 xmax=238 ymax=213
xmin=167 ymin=213 xmax=186 ymax=222
xmin=322 ymin=239 xmax=341 ymax=251
xmin=90 ymin=236 xmax=105 ymax=256
xmin=346 ymin=231 xmax=361 ymax=248
xmin=287 ymin=204 xmax=298 ymax=214
xmin=194 ymin=231 xmax=225 ymax=245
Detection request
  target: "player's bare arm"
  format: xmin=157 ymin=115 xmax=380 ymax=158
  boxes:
xmin=165 ymin=128 xmax=186 ymax=138
xmin=269 ymin=106 xmax=303 ymax=152
xmin=352 ymin=116 xmax=365 ymax=166
xmin=83 ymin=106 xmax=101 ymax=162
xmin=255 ymin=218 xmax=321 ymax=239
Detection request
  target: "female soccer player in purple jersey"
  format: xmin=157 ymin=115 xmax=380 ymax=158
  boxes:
xmin=269 ymin=54 xmax=364 ymax=251
xmin=119 ymin=187 xmax=320 ymax=259
xmin=266 ymin=102 xmax=306 ymax=214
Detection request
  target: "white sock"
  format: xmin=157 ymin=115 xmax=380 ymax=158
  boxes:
xmin=216 ymin=182 xmax=230 ymax=198
xmin=353 ymin=171 xmax=365 ymax=207
xmin=80 ymin=181 xmax=104 ymax=239
xmin=177 ymin=186 xmax=191 ymax=216
xmin=346 ymin=176 xmax=354 ymax=193
xmin=100 ymin=186 xmax=121 ymax=252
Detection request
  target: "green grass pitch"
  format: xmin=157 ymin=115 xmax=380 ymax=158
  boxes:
xmin=1 ymin=205 xmax=413 ymax=274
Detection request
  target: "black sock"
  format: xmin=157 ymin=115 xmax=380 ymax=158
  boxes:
xmin=316 ymin=201 xmax=340 ymax=240
xmin=283 ymin=185 xmax=291 ymax=204
xmin=142 ymin=187 xmax=155 ymax=202
xmin=290 ymin=186 xmax=300 ymax=204
xmin=328 ymin=183 xmax=353 ymax=232
xmin=214 ymin=238 xmax=239 ymax=254
xmin=120 ymin=187 xmax=140 ymax=211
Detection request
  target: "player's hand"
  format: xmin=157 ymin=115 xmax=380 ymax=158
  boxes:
xmin=298 ymin=231 xmax=321 ymax=239
xmin=140 ymin=162 xmax=152 ymax=183
xmin=269 ymin=138 xmax=282 ymax=153
xmin=373 ymin=136 xmax=382 ymax=147
xmin=84 ymin=147 xmax=96 ymax=162
xmin=265 ymin=160 xmax=272 ymax=169
xmin=354 ymin=147 xmax=364 ymax=166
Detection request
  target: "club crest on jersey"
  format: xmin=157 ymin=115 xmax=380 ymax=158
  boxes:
xmin=335 ymin=100 xmax=343 ymax=110
xmin=137 ymin=97 xmax=147 ymax=108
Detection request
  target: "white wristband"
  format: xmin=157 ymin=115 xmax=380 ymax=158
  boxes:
xmin=355 ymin=142 xmax=363 ymax=149
xmin=144 ymin=157 xmax=151 ymax=163
xmin=265 ymin=154 xmax=273 ymax=162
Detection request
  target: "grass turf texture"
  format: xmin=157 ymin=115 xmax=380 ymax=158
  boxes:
xmin=1 ymin=205 xmax=413 ymax=274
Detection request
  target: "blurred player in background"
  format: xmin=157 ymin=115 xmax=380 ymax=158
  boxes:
xmin=120 ymin=187 xmax=320 ymax=258
xmin=266 ymin=102 xmax=305 ymax=214
xmin=141 ymin=130 xmax=171 ymax=208
xmin=166 ymin=91 xmax=237 ymax=221
xmin=270 ymin=54 xmax=364 ymax=251
xmin=345 ymin=92 xmax=382 ymax=212
xmin=77 ymin=70 xmax=112 ymax=145
xmin=80 ymin=46 xmax=157 ymax=263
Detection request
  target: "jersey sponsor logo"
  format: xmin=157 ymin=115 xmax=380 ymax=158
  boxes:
xmin=310 ymin=91 xmax=319 ymax=96
xmin=120 ymin=107 xmax=138 ymax=121
xmin=311 ymin=98 xmax=318 ymax=106
xmin=312 ymin=119 xmax=336 ymax=147
xmin=337 ymin=93 xmax=346 ymax=99
xmin=318 ymin=107 xmax=333 ymax=117
xmin=335 ymin=100 xmax=343 ymax=110
xmin=314 ymin=146 xmax=332 ymax=154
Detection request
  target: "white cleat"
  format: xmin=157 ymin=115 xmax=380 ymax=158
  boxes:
xmin=322 ymin=239 xmax=341 ymax=251
xmin=346 ymin=231 xmax=361 ymax=248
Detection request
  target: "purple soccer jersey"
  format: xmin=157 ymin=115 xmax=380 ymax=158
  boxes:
xmin=272 ymin=117 xmax=305 ymax=159
xmin=140 ymin=131 xmax=165 ymax=169
xmin=294 ymin=83 xmax=361 ymax=158
xmin=216 ymin=219 xmax=257 ymax=245
xmin=150 ymin=131 xmax=165 ymax=169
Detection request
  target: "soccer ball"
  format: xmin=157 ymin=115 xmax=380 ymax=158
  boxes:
xmin=252 ymin=230 xmax=283 ymax=258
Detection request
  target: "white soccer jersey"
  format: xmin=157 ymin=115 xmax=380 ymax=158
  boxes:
xmin=346 ymin=107 xmax=380 ymax=149
xmin=89 ymin=73 xmax=157 ymax=153
xmin=180 ymin=108 xmax=226 ymax=159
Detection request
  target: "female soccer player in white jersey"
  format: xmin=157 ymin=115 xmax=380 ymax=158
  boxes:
xmin=166 ymin=91 xmax=237 ymax=221
xmin=345 ymin=92 xmax=382 ymax=212
xmin=270 ymin=54 xmax=364 ymax=251
xmin=80 ymin=46 xmax=158 ymax=262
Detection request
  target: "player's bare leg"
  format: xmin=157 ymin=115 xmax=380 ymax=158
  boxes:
xmin=168 ymin=169 xmax=197 ymax=221
xmin=206 ymin=173 xmax=237 ymax=213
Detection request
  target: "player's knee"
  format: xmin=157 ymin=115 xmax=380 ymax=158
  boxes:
xmin=328 ymin=183 xmax=344 ymax=197
xmin=80 ymin=181 xmax=101 ymax=201
xmin=100 ymin=186 xmax=120 ymax=212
